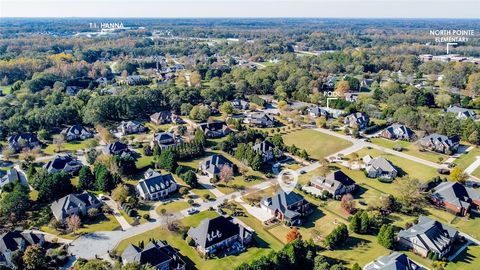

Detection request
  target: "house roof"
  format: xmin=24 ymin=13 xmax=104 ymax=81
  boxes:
xmin=0 ymin=169 xmax=20 ymax=187
xmin=384 ymin=124 xmax=414 ymax=138
xmin=43 ymin=154 xmax=81 ymax=173
xmin=261 ymin=190 xmax=304 ymax=216
xmin=8 ymin=133 xmax=38 ymax=144
xmin=446 ymin=106 xmax=475 ymax=117
xmin=364 ymin=252 xmax=423 ymax=270
xmin=0 ymin=231 xmax=44 ymax=254
xmin=138 ymin=173 xmax=175 ymax=195
xmin=363 ymin=155 xmax=397 ymax=173
xmin=118 ymin=120 xmax=144 ymax=130
xmin=199 ymin=121 xmax=229 ymax=132
xmin=51 ymin=192 xmax=100 ymax=220
xmin=253 ymin=140 xmax=274 ymax=154
xmin=121 ymin=240 xmax=184 ymax=268
xmin=187 ymin=216 xmax=241 ymax=249
xmin=311 ymin=171 xmax=356 ymax=194
xmin=432 ymin=182 xmax=480 ymax=209
xmin=398 ymin=216 xmax=458 ymax=254
xmin=107 ymin=141 xmax=129 ymax=154
xmin=62 ymin=125 xmax=91 ymax=136
xmin=201 ymin=154 xmax=233 ymax=175
xmin=150 ymin=111 xmax=172 ymax=121
xmin=345 ymin=112 xmax=369 ymax=124
xmin=421 ymin=133 xmax=459 ymax=147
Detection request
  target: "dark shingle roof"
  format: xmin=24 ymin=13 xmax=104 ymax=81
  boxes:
xmin=0 ymin=231 xmax=44 ymax=254
xmin=187 ymin=216 xmax=240 ymax=249
xmin=432 ymin=182 xmax=480 ymax=209
xmin=121 ymin=240 xmax=184 ymax=268
xmin=138 ymin=173 xmax=176 ymax=195
xmin=261 ymin=190 xmax=304 ymax=216
xmin=365 ymin=252 xmax=422 ymax=270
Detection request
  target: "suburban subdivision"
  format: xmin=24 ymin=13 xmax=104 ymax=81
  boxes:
xmin=1 ymin=12 xmax=480 ymax=270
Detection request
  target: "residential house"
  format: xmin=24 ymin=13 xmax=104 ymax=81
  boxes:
xmin=380 ymin=124 xmax=415 ymax=141
xmin=231 ymin=99 xmax=249 ymax=110
xmin=0 ymin=169 xmax=21 ymax=190
xmin=397 ymin=216 xmax=458 ymax=259
xmin=261 ymin=190 xmax=312 ymax=226
xmin=50 ymin=192 xmax=102 ymax=221
xmin=344 ymin=92 xmax=359 ymax=102
xmin=125 ymin=75 xmax=142 ymax=85
xmin=95 ymin=77 xmax=108 ymax=86
xmin=306 ymin=105 xmax=329 ymax=118
xmin=363 ymin=155 xmax=398 ymax=180
xmin=136 ymin=169 xmax=177 ymax=200
xmin=43 ymin=155 xmax=83 ymax=174
xmin=121 ymin=240 xmax=186 ymax=270
xmin=199 ymin=154 xmax=234 ymax=178
xmin=61 ymin=125 xmax=93 ymax=141
xmin=104 ymin=141 xmax=132 ymax=157
xmin=364 ymin=252 xmax=426 ymax=270
xmin=150 ymin=111 xmax=172 ymax=125
xmin=187 ymin=216 xmax=254 ymax=256
xmin=7 ymin=133 xmax=40 ymax=152
xmin=244 ymin=112 xmax=275 ymax=128
xmin=117 ymin=121 xmax=146 ymax=135
xmin=344 ymin=112 xmax=369 ymax=130
xmin=66 ymin=86 xmax=81 ymax=96
xmin=431 ymin=182 xmax=480 ymax=216
xmin=198 ymin=121 xmax=231 ymax=138
xmin=0 ymin=231 xmax=45 ymax=269
xmin=151 ymin=132 xmax=182 ymax=149
xmin=418 ymin=134 xmax=460 ymax=154
xmin=252 ymin=140 xmax=277 ymax=162
xmin=446 ymin=105 xmax=476 ymax=120
xmin=307 ymin=171 xmax=356 ymax=198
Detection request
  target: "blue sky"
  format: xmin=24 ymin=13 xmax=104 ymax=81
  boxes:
xmin=1 ymin=0 xmax=479 ymax=18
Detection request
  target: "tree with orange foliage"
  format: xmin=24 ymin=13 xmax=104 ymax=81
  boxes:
xmin=286 ymin=227 xmax=302 ymax=243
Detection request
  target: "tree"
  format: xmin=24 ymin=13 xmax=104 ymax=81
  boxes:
xmin=219 ymin=165 xmax=233 ymax=183
xmin=466 ymin=72 xmax=480 ymax=97
xmin=349 ymin=212 xmax=361 ymax=233
xmin=23 ymin=245 xmax=46 ymax=270
xmin=335 ymin=80 xmax=350 ymax=96
xmin=352 ymin=263 xmax=361 ymax=270
xmin=0 ymin=182 xmax=30 ymax=221
xmin=53 ymin=134 xmax=65 ymax=153
xmin=450 ymin=167 xmax=468 ymax=184
xmin=377 ymin=224 xmax=395 ymax=249
xmin=360 ymin=211 xmax=370 ymax=234
xmin=86 ymin=149 xmax=100 ymax=164
xmin=249 ymin=153 xmax=263 ymax=171
xmin=78 ymin=166 xmax=95 ymax=190
xmin=66 ymin=214 xmax=81 ymax=234
xmin=1 ymin=147 xmax=15 ymax=161
xmin=33 ymin=170 xmax=73 ymax=203
xmin=286 ymin=227 xmax=302 ymax=243
xmin=157 ymin=149 xmax=177 ymax=172
xmin=340 ymin=193 xmax=355 ymax=214
xmin=87 ymin=208 xmax=99 ymax=218
xmin=220 ymin=101 xmax=234 ymax=115
xmin=182 ymin=170 xmax=198 ymax=188
xmin=396 ymin=177 xmax=426 ymax=214
xmin=112 ymin=185 xmax=129 ymax=203
xmin=323 ymin=224 xmax=348 ymax=250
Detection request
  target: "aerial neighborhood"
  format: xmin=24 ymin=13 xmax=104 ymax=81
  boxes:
xmin=1 ymin=17 xmax=480 ymax=270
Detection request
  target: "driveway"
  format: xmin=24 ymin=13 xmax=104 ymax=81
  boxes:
xmin=103 ymin=197 xmax=132 ymax=230
xmin=197 ymin=174 xmax=225 ymax=197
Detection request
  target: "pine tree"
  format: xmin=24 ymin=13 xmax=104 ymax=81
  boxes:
xmin=377 ymin=224 xmax=395 ymax=249
xmin=360 ymin=211 xmax=370 ymax=234
xmin=349 ymin=212 xmax=361 ymax=233
xmin=78 ymin=166 xmax=95 ymax=190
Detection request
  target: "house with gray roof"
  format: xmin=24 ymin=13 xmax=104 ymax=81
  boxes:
xmin=199 ymin=154 xmax=234 ymax=178
xmin=244 ymin=112 xmax=275 ymax=128
xmin=0 ymin=231 xmax=45 ymax=269
xmin=61 ymin=125 xmax=93 ymax=141
xmin=187 ymin=216 xmax=254 ymax=256
xmin=121 ymin=240 xmax=185 ymax=270
xmin=252 ymin=140 xmax=277 ymax=162
xmin=364 ymin=252 xmax=426 ymax=270
xmin=104 ymin=141 xmax=132 ymax=157
xmin=198 ymin=121 xmax=231 ymax=138
xmin=0 ymin=169 xmax=21 ymax=190
xmin=446 ymin=105 xmax=476 ymax=120
xmin=431 ymin=182 xmax=480 ymax=216
xmin=150 ymin=111 xmax=173 ymax=125
xmin=231 ymin=99 xmax=249 ymax=110
xmin=363 ymin=155 xmax=398 ymax=180
xmin=306 ymin=105 xmax=329 ymax=118
xmin=260 ymin=191 xmax=312 ymax=226
xmin=66 ymin=86 xmax=81 ymax=96
xmin=307 ymin=171 xmax=356 ymax=199
xmin=380 ymin=124 xmax=415 ymax=141
xmin=50 ymin=192 xmax=102 ymax=221
xmin=136 ymin=169 xmax=177 ymax=201
xmin=344 ymin=112 xmax=369 ymax=130
xmin=418 ymin=134 xmax=459 ymax=155
xmin=7 ymin=133 xmax=40 ymax=152
xmin=151 ymin=132 xmax=182 ymax=149
xmin=43 ymin=154 xmax=83 ymax=174
xmin=117 ymin=121 xmax=146 ymax=135
xmin=397 ymin=216 xmax=458 ymax=259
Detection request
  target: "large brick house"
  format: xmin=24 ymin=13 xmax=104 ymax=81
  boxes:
xmin=418 ymin=133 xmax=460 ymax=155
xmin=260 ymin=191 xmax=312 ymax=226
xmin=431 ymin=182 xmax=480 ymax=216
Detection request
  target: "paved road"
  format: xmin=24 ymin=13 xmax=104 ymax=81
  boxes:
xmin=465 ymin=156 xmax=480 ymax=175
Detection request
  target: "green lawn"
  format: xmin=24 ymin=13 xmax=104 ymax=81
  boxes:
xmin=136 ymin=148 xmax=154 ymax=169
xmin=371 ymin=138 xmax=447 ymax=163
xmin=156 ymin=200 xmax=190 ymax=214
xmin=454 ymin=146 xmax=480 ymax=169
xmin=43 ymin=139 xmax=95 ymax=155
xmin=446 ymin=246 xmax=480 ymax=270
xmin=282 ymin=129 xmax=352 ymax=160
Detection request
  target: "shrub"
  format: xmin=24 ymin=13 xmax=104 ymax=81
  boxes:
xmin=143 ymin=214 xmax=150 ymax=220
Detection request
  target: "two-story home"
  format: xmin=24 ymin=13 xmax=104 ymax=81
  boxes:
xmin=198 ymin=121 xmax=231 ymax=138
xmin=380 ymin=124 xmax=415 ymax=141
xmin=0 ymin=231 xmax=45 ymax=269
xmin=104 ymin=141 xmax=132 ymax=157
xmin=150 ymin=111 xmax=173 ymax=125
xmin=364 ymin=252 xmax=426 ymax=270
xmin=136 ymin=169 xmax=177 ymax=200
xmin=446 ymin=105 xmax=476 ymax=120
xmin=231 ymin=99 xmax=249 ymax=110
xmin=260 ymin=190 xmax=312 ymax=226
xmin=61 ymin=125 xmax=94 ymax=141
xmin=50 ymin=192 xmax=102 ymax=222
xmin=307 ymin=171 xmax=356 ymax=199
xmin=363 ymin=155 xmax=398 ymax=180
xmin=122 ymin=240 xmax=186 ymax=270
xmin=43 ymin=154 xmax=83 ymax=175
xmin=187 ymin=216 xmax=254 ymax=256
xmin=418 ymin=134 xmax=460 ymax=155
xmin=199 ymin=154 xmax=234 ymax=178
xmin=151 ymin=132 xmax=182 ymax=149
xmin=0 ymin=169 xmax=22 ymax=190
xmin=7 ymin=133 xmax=40 ymax=152
xmin=306 ymin=105 xmax=329 ymax=118
xmin=344 ymin=112 xmax=369 ymax=130
xmin=431 ymin=182 xmax=480 ymax=216
xmin=397 ymin=216 xmax=458 ymax=259
xmin=244 ymin=112 xmax=275 ymax=128
xmin=252 ymin=140 xmax=277 ymax=162
xmin=117 ymin=121 xmax=146 ymax=135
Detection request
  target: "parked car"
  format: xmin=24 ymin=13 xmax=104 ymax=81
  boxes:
xmin=217 ymin=208 xmax=226 ymax=215
xmin=187 ymin=208 xmax=199 ymax=215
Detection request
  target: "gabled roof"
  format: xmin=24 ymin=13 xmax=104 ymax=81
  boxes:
xmin=311 ymin=171 xmax=356 ymax=193
xmin=121 ymin=240 xmax=184 ymax=268
xmin=384 ymin=124 xmax=414 ymax=138
xmin=150 ymin=111 xmax=172 ymax=121
xmin=0 ymin=231 xmax=44 ymax=254
xmin=138 ymin=173 xmax=176 ymax=195
xmin=253 ymin=140 xmax=274 ymax=154
xmin=421 ymin=133 xmax=459 ymax=147
xmin=432 ymin=182 xmax=480 ymax=209
xmin=0 ymin=169 xmax=20 ymax=187
xmin=107 ymin=141 xmax=129 ymax=154
xmin=199 ymin=121 xmax=228 ymax=132
xmin=8 ymin=133 xmax=38 ymax=144
xmin=261 ymin=190 xmax=304 ymax=216
xmin=446 ymin=105 xmax=475 ymax=117
xmin=43 ymin=154 xmax=81 ymax=173
xmin=365 ymin=252 xmax=423 ymax=270
xmin=51 ymin=192 xmax=100 ymax=220
xmin=187 ymin=216 xmax=241 ymax=249
xmin=62 ymin=125 xmax=91 ymax=136
xmin=201 ymin=154 xmax=233 ymax=175
xmin=398 ymin=216 xmax=458 ymax=254
xmin=363 ymin=155 xmax=397 ymax=173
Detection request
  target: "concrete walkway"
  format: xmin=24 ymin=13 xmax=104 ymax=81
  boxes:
xmin=103 ymin=197 xmax=132 ymax=230
xmin=197 ymin=174 xmax=225 ymax=197
xmin=465 ymin=156 xmax=480 ymax=175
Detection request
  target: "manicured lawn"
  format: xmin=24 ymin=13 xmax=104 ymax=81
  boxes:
xmin=43 ymin=139 xmax=95 ymax=155
xmin=156 ymin=200 xmax=190 ymax=214
xmin=282 ymin=129 xmax=353 ymax=160
xmin=136 ymin=148 xmax=154 ymax=169
xmin=472 ymin=167 xmax=480 ymax=179
xmin=446 ymin=246 xmax=480 ymax=270
xmin=41 ymin=213 xmax=121 ymax=240
xmin=454 ymin=147 xmax=480 ymax=169
xmin=371 ymin=138 xmax=447 ymax=163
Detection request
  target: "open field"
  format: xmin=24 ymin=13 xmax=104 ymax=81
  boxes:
xmin=370 ymin=138 xmax=447 ymax=163
xmin=282 ymin=129 xmax=353 ymax=160
xmin=43 ymin=139 xmax=96 ymax=155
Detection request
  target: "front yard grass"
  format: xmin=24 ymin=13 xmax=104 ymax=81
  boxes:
xmin=282 ymin=129 xmax=353 ymax=160
xmin=446 ymin=246 xmax=480 ymax=270
xmin=454 ymin=146 xmax=480 ymax=169
xmin=156 ymin=200 xmax=190 ymax=214
xmin=43 ymin=139 xmax=95 ymax=155
xmin=370 ymin=138 xmax=448 ymax=163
